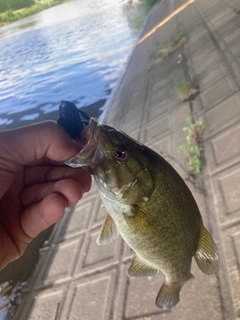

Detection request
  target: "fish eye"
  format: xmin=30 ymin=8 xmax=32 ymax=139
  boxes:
xmin=112 ymin=148 xmax=127 ymax=161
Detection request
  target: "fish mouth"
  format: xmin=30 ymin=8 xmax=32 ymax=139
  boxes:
xmin=65 ymin=118 xmax=101 ymax=169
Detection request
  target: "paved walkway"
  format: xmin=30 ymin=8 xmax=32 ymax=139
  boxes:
xmin=14 ymin=0 xmax=240 ymax=319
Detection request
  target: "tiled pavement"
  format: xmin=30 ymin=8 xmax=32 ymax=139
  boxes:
xmin=14 ymin=0 xmax=240 ymax=319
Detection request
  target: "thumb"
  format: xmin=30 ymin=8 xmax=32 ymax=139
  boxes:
xmin=0 ymin=121 xmax=82 ymax=198
xmin=0 ymin=120 xmax=82 ymax=167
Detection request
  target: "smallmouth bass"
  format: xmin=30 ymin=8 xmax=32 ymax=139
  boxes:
xmin=66 ymin=118 xmax=219 ymax=310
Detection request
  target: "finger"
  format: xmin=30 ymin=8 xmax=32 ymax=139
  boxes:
xmin=0 ymin=121 xmax=84 ymax=170
xmin=20 ymin=193 xmax=67 ymax=238
xmin=24 ymin=166 xmax=91 ymax=193
xmin=0 ymin=121 xmax=85 ymax=199
xmin=21 ymin=179 xmax=84 ymax=207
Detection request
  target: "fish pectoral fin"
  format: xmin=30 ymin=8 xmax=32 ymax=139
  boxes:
xmin=127 ymin=253 xmax=158 ymax=277
xmin=194 ymin=226 xmax=219 ymax=275
xmin=96 ymin=213 xmax=119 ymax=246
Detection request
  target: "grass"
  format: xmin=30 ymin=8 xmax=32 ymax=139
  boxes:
xmin=150 ymin=30 xmax=187 ymax=63
xmin=123 ymin=0 xmax=160 ymax=34
xmin=178 ymin=118 xmax=205 ymax=175
xmin=176 ymin=79 xmax=199 ymax=102
xmin=0 ymin=0 xmax=69 ymax=26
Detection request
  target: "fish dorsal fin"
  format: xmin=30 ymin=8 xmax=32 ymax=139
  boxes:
xmin=127 ymin=253 xmax=158 ymax=277
xmin=96 ymin=213 xmax=119 ymax=246
xmin=194 ymin=226 xmax=219 ymax=275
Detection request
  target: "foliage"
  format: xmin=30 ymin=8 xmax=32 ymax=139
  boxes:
xmin=0 ymin=0 xmax=34 ymax=13
xmin=123 ymin=0 xmax=160 ymax=34
xmin=176 ymin=79 xmax=199 ymax=102
xmin=178 ymin=118 xmax=204 ymax=175
xmin=150 ymin=30 xmax=187 ymax=63
xmin=138 ymin=0 xmax=160 ymax=12
xmin=0 ymin=0 xmax=68 ymax=26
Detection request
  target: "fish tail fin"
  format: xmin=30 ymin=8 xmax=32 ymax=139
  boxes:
xmin=194 ymin=226 xmax=219 ymax=275
xmin=155 ymin=275 xmax=193 ymax=310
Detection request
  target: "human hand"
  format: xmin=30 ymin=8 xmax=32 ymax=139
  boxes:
xmin=0 ymin=121 xmax=91 ymax=270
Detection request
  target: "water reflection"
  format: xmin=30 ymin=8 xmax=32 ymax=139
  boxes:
xmin=0 ymin=0 xmax=141 ymax=129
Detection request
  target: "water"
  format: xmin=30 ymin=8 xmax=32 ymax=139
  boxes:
xmin=0 ymin=0 xmax=140 ymax=129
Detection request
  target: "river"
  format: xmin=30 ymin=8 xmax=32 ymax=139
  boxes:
xmin=0 ymin=0 xmax=143 ymax=129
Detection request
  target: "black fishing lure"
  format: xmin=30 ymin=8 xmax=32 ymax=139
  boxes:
xmin=57 ymin=100 xmax=90 ymax=139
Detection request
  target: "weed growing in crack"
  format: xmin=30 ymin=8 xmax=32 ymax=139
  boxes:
xmin=176 ymin=79 xmax=199 ymax=102
xmin=150 ymin=30 xmax=187 ymax=63
xmin=178 ymin=117 xmax=204 ymax=175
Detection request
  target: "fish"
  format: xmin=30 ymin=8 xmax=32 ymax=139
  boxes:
xmin=66 ymin=118 xmax=219 ymax=310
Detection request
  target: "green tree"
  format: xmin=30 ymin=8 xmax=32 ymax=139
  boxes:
xmin=0 ymin=0 xmax=34 ymax=13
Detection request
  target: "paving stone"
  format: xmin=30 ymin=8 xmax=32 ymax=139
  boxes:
xmin=44 ymin=238 xmax=82 ymax=283
xmin=226 ymin=0 xmax=240 ymax=10
xmin=204 ymin=92 xmax=240 ymax=137
xmin=209 ymin=7 xmax=233 ymax=26
xmin=92 ymin=197 xmax=106 ymax=226
xmin=123 ymin=38 xmax=154 ymax=84
xmin=119 ymin=116 xmax=142 ymax=136
xmin=150 ymin=62 xmax=170 ymax=86
xmin=200 ymin=75 xmax=238 ymax=109
xmin=218 ymin=27 xmax=240 ymax=63
xmin=123 ymin=105 xmax=144 ymax=123
xmin=198 ymin=63 xmax=228 ymax=89
xmin=147 ymin=134 xmax=171 ymax=158
xmin=129 ymin=72 xmax=149 ymax=105
xmin=213 ymin=165 xmax=240 ymax=222
xmin=178 ymin=6 xmax=202 ymax=35
xmin=125 ymin=271 xmax=165 ymax=319
xmin=186 ymin=29 xmax=212 ymax=56
xmin=82 ymin=230 xmax=120 ymax=269
xmin=65 ymin=270 xmax=117 ymax=320
xmin=232 ymin=58 xmax=240 ymax=86
xmin=193 ymin=50 xmax=222 ymax=78
xmin=189 ymin=42 xmax=216 ymax=66
xmin=215 ymin=14 xmax=240 ymax=40
xmin=151 ymin=76 xmax=170 ymax=96
xmin=28 ymin=288 xmax=64 ymax=320
xmin=196 ymin=0 xmax=228 ymax=25
xmin=63 ymin=202 xmax=92 ymax=238
xmin=143 ymin=114 xmax=170 ymax=143
xmin=229 ymin=41 xmax=240 ymax=61
xmin=210 ymin=124 xmax=240 ymax=167
xmin=149 ymin=86 xmax=170 ymax=109
xmin=146 ymin=99 xmax=170 ymax=122
xmin=221 ymin=225 xmax=240 ymax=318
xmin=123 ymin=241 xmax=134 ymax=260
xmin=222 ymin=27 xmax=240 ymax=48
xmin=113 ymin=80 xmax=131 ymax=106
xmin=105 ymin=97 xmax=128 ymax=125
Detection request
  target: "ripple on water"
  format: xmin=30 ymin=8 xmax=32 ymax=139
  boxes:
xmin=0 ymin=0 xmax=139 ymax=129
